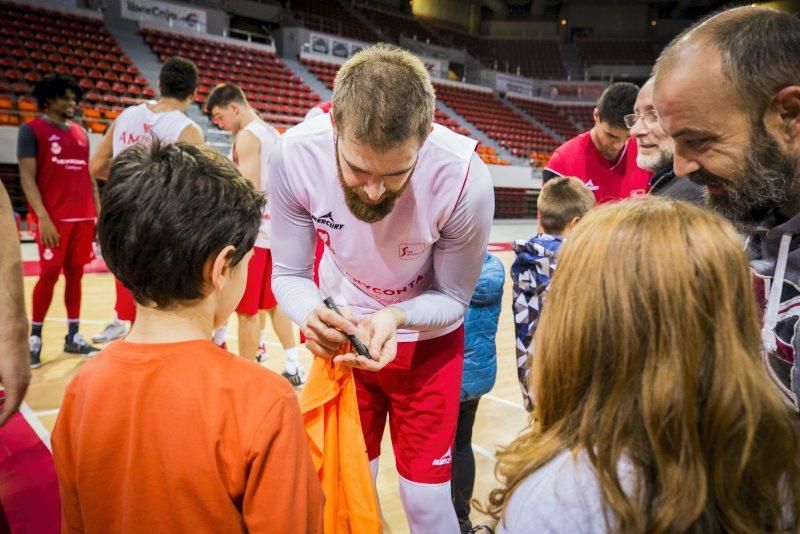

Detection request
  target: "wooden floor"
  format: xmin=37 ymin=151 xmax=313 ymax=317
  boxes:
xmin=22 ymin=250 xmax=529 ymax=533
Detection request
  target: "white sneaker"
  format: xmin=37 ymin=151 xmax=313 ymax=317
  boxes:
xmin=92 ymin=321 xmax=127 ymax=343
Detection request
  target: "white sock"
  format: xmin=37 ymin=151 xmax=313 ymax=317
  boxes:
xmin=111 ymin=313 xmax=122 ymax=326
xmin=284 ymin=346 xmax=299 ymax=374
xmin=212 ymin=325 xmax=227 ymax=346
xmin=399 ymin=476 xmax=459 ymax=534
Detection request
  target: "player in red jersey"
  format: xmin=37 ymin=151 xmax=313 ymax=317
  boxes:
xmin=18 ymin=74 xmax=100 ymax=368
xmin=543 ymin=82 xmax=652 ymax=203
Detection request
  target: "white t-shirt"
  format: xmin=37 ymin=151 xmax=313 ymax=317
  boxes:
xmin=268 ymin=114 xmax=494 ymax=341
xmin=230 ymin=119 xmax=279 ymax=249
xmin=112 ymin=103 xmax=197 ymax=157
xmin=498 ymin=449 xmax=637 ymax=534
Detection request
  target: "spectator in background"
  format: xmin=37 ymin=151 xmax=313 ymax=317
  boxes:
xmin=628 ymin=78 xmax=703 ymax=204
xmin=489 ymin=198 xmax=800 ymax=533
xmin=18 ymin=74 xmax=100 ymax=368
xmin=653 ymin=6 xmax=800 ymax=409
xmin=543 ymin=82 xmax=651 ymax=203
xmin=452 ymin=252 xmax=505 ymax=533
xmin=510 ymin=177 xmax=595 ymax=411
xmin=0 ymin=182 xmax=29 ymax=425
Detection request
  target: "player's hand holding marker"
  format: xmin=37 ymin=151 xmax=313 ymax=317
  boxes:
xmin=301 ymin=298 xmax=403 ymax=371
xmin=301 ymin=302 xmax=359 ymax=357
xmin=332 ymin=307 xmax=404 ymax=372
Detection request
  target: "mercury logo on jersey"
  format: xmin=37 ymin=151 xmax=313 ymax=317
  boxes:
xmin=312 ymin=211 xmax=344 ymax=230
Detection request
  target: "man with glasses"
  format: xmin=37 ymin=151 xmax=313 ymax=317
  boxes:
xmin=543 ymin=82 xmax=652 ymax=203
xmin=629 ymin=78 xmax=703 ymax=204
xmin=268 ymin=44 xmax=493 ymax=532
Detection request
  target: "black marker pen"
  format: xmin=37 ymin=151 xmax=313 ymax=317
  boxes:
xmin=323 ymin=297 xmax=375 ymax=360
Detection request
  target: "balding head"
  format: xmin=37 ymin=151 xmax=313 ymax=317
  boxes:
xmin=654 ymin=6 xmax=800 ymax=119
xmin=651 ymin=6 xmax=800 ymax=227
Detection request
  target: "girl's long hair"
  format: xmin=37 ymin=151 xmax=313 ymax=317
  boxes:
xmin=487 ymin=197 xmax=800 ymax=532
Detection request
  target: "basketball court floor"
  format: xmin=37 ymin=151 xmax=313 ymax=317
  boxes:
xmin=19 ymin=220 xmax=535 ymax=532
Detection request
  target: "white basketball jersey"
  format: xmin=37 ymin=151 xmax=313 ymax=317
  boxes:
xmin=112 ymin=103 xmax=196 ymax=157
xmin=230 ymin=119 xmax=279 ymax=248
xmin=280 ymin=115 xmax=478 ymax=341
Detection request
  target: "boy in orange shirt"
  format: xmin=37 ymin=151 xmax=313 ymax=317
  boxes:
xmin=52 ymin=140 xmax=324 ymax=533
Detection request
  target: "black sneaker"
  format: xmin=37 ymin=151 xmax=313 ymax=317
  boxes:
xmin=64 ymin=332 xmax=100 ymax=357
xmin=29 ymin=335 xmax=42 ymax=369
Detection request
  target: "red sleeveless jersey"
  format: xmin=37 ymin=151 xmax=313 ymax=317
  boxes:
xmin=26 ymin=117 xmax=95 ymax=221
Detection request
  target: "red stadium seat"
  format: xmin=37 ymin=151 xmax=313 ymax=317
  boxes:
xmin=17 ymin=96 xmax=37 ymax=111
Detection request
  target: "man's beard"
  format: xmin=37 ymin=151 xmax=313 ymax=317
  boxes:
xmin=336 ymin=159 xmax=411 ymax=223
xmin=637 ymin=149 xmax=672 ymax=172
xmin=690 ymin=123 xmax=799 ymax=230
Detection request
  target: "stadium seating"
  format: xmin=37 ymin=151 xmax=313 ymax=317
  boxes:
xmin=141 ymin=28 xmax=321 ymax=129
xmin=426 ymin=23 xmax=566 ymax=80
xmin=301 ymin=57 xmax=338 ymax=90
xmin=0 ymin=1 xmax=152 ymax=131
xmin=434 ymin=82 xmax=560 ymax=158
xmin=488 ymin=39 xmax=566 ymax=79
xmin=574 ymin=38 xmax=656 ymax=66
xmin=287 ymin=0 xmax=378 ymax=43
xmin=494 ymin=186 xmax=537 ymax=218
xmin=508 ymin=96 xmax=579 ymax=138
xmin=353 ymin=5 xmax=445 ymax=46
xmin=561 ymin=104 xmax=595 ymax=132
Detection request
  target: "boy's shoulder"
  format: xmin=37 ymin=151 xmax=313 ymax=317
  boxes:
xmin=68 ymin=340 xmax=294 ymax=401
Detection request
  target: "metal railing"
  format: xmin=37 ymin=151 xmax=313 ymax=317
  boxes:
xmin=224 ymin=27 xmax=275 ymax=47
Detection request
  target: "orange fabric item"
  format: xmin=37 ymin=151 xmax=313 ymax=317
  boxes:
xmin=300 ymin=354 xmax=382 ymax=534
xmin=52 ymin=339 xmax=325 ymax=533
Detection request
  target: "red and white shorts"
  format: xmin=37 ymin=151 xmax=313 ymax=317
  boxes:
xmin=353 ymin=325 xmax=464 ymax=484
xmin=236 ymin=246 xmax=277 ymax=316
xmin=34 ymin=219 xmax=95 ymax=269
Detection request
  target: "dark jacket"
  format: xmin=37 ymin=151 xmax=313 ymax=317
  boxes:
xmin=747 ymin=213 xmax=800 ymax=411
xmin=461 ymin=253 xmax=505 ymax=401
xmin=649 ymin=165 xmax=705 ymax=206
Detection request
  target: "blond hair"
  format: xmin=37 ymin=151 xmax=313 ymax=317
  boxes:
xmin=487 ymin=197 xmax=800 ymax=532
xmin=332 ymin=43 xmax=435 ymax=151
xmin=537 ymin=177 xmax=596 ymax=234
